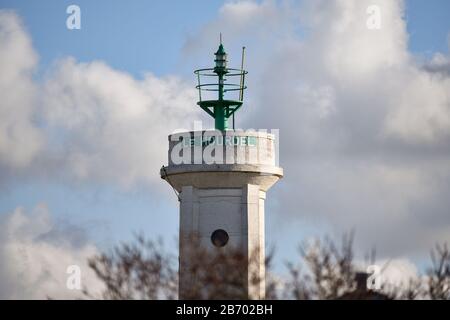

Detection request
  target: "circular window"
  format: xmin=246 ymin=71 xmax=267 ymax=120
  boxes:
xmin=211 ymin=229 xmax=229 ymax=247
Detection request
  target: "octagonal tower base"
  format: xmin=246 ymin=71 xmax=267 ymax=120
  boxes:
xmin=161 ymin=130 xmax=283 ymax=299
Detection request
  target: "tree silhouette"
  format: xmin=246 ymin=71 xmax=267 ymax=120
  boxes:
xmin=86 ymin=232 xmax=449 ymax=300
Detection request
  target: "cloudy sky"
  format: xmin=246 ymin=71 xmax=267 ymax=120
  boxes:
xmin=0 ymin=0 xmax=449 ymax=299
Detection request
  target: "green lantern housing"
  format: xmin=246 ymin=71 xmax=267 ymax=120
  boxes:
xmin=195 ymin=39 xmax=247 ymax=131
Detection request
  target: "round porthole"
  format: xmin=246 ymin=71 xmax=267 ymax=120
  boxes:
xmin=211 ymin=229 xmax=229 ymax=247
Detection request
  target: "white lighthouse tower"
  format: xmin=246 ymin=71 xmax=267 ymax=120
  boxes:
xmin=161 ymin=41 xmax=283 ymax=299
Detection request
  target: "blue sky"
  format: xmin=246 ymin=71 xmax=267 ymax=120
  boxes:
xmin=1 ymin=0 xmax=449 ymax=76
xmin=406 ymin=0 xmax=450 ymax=55
xmin=0 ymin=0 xmax=449 ymax=255
xmin=0 ymin=0 xmax=227 ymax=250
xmin=1 ymin=0 xmax=450 ymax=297
xmin=0 ymin=0 xmax=223 ymax=77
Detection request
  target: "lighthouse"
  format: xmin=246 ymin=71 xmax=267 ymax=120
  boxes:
xmin=161 ymin=40 xmax=283 ymax=299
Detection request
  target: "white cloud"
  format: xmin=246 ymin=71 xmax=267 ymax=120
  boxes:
xmin=0 ymin=11 xmax=43 ymax=169
xmin=378 ymin=258 xmax=419 ymax=289
xmin=184 ymin=0 xmax=450 ymax=257
xmin=41 ymin=58 xmax=199 ymax=188
xmin=0 ymin=12 xmax=201 ymax=297
xmin=384 ymin=66 xmax=450 ymax=142
xmin=0 ymin=10 xmax=200 ymax=188
xmin=183 ymin=0 xmax=295 ymax=51
xmin=0 ymin=205 xmax=103 ymax=299
xmin=1 ymin=0 xmax=450 ymax=289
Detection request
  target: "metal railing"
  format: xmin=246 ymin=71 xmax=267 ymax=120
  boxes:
xmin=194 ymin=68 xmax=248 ymax=103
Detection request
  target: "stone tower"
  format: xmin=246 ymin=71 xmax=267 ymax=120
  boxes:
xmin=161 ymin=41 xmax=283 ymax=299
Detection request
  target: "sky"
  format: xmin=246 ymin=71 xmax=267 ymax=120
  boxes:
xmin=0 ymin=0 xmax=450 ymax=299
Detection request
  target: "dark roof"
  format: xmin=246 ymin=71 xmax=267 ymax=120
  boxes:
xmin=337 ymin=289 xmax=391 ymax=300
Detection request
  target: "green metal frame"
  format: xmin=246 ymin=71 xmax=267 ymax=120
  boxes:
xmin=194 ymin=47 xmax=247 ymax=131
